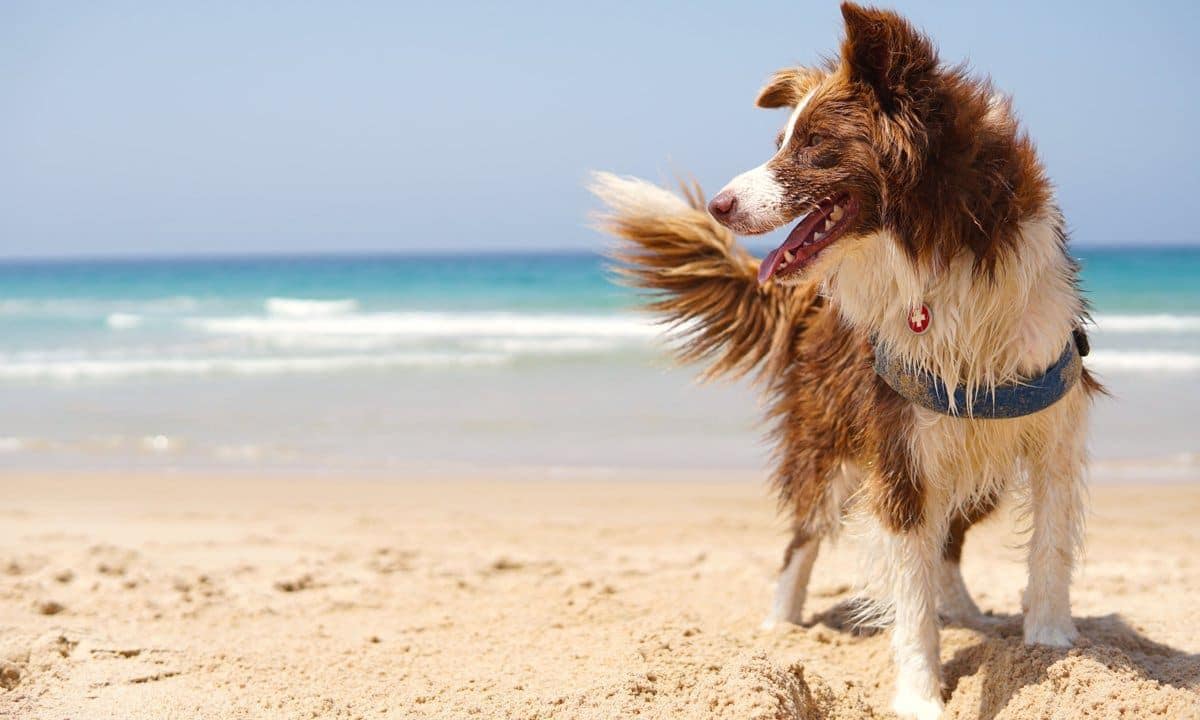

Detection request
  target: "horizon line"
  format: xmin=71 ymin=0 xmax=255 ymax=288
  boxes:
xmin=1 ymin=242 xmax=1198 ymax=265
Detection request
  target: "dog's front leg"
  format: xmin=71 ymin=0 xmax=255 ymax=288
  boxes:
xmin=885 ymin=520 xmax=945 ymax=720
xmin=1023 ymin=417 xmax=1086 ymax=646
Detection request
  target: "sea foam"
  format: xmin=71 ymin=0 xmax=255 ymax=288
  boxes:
xmin=265 ymin=297 xmax=360 ymax=318
xmin=1086 ymin=350 xmax=1200 ymax=372
xmin=1092 ymin=314 xmax=1200 ymax=333
xmin=192 ymin=311 xmax=662 ymax=340
xmin=2 ymin=296 xmax=200 ymax=317
xmin=106 ymin=312 xmax=143 ymax=329
xmin=0 ymin=352 xmax=510 ymax=380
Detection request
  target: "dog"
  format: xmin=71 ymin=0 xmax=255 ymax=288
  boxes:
xmin=591 ymin=4 xmax=1100 ymax=718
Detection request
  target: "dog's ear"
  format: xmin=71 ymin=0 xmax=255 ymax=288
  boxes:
xmin=754 ymin=67 xmax=821 ymax=109
xmin=839 ymin=2 xmax=937 ymax=114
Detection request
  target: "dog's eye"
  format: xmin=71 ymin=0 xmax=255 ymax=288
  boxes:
xmin=807 ymin=134 xmax=824 ymax=147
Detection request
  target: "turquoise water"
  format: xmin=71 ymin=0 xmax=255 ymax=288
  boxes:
xmin=3 ymin=246 xmax=1198 ymax=314
xmin=0 ymin=248 xmax=1196 ymax=472
xmin=0 ymin=248 xmax=1197 ymax=374
xmin=1077 ymin=247 xmax=1200 ymax=313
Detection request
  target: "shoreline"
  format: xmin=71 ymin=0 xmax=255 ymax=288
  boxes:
xmin=1 ymin=454 xmax=1198 ymax=484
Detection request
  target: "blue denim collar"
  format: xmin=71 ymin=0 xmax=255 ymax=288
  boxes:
xmin=872 ymin=339 xmax=1083 ymax=419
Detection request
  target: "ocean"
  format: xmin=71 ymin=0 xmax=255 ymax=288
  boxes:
xmin=1 ymin=248 xmax=1197 ymax=477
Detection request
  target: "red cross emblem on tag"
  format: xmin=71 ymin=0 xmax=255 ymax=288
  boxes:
xmin=908 ymin=303 xmax=931 ymax=334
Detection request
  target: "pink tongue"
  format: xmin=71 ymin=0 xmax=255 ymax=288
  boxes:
xmin=758 ymin=247 xmax=783 ymax=285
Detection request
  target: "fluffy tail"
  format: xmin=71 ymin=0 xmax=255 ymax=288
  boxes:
xmin=589 ymin=172 xmax=816 ymax=382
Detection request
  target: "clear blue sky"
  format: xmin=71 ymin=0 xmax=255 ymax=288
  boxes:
xmin=3 ymin=1 xmax=1198 ymax=258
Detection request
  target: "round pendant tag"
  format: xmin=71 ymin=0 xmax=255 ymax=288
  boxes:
xmin=908 ymin=303 xmax=931 ymax=334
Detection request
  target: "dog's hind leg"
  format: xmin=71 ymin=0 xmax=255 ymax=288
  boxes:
xmin=936 ymin=493 xmax=999 ymax=625
xmin=936 ymin=518 xmax=980 ymax=624
xmin=763 ymin=529 xmax=820 ymax=630
xmin=763 ymin=460 xmax=858 ymax=629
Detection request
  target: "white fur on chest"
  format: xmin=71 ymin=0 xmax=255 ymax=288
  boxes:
xmin=909 ymin=407 xmax=1025 ymax=510
xmin=827 ymin=214 xmax=1082 ymax=409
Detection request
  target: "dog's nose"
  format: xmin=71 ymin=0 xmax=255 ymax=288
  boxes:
xmin=708 ymin=191 xmax=737 ymax=220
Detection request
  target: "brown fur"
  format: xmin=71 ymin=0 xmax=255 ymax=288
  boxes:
xmin=730 ymin=4 xmax=1060 ymax=279
xmin=595 ymin=6 xmax=1104 ymax=710
xmin=836 ymin=2 xmax=1052 ymax=275
xmin=943 ymin=491 xmax=1000 ymax=563
xmin=594 ymin=5 xmax=1106 ymax=626
xmin=602 ymin=180 xmax=812 ymax=383
xmin=780 ymin=526 xmax=813 ymax=571
xmin=755 ymin=68 xmax=824 ymax=110
xmin=597 ymin=181 xmax=992 ymax=551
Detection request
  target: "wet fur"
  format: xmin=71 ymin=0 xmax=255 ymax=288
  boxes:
xmin=592 ymin=173 xmax=994 ymax=564
xmin=591 ymin=4 xmax=1099 ymax=718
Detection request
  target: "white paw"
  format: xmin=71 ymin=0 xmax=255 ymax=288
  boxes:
xmin=936 ymin=601 xmax=983 ymax=626
xmin=759 ymin=611 xmax=802 ymax=632
xmin=940 ymin=608 xmax=1002 ymax=630
xmin=762 ymin=593 xmax=806 ymax=631
xmin=1024 ymin=619 xmax=1079 ymax=647
xmin=892 ymin=687 xmax=944 ymax=720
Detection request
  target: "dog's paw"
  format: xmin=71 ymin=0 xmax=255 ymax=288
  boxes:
xmin=939 ymin=607 xmax=1002 ymax=631
xmin=891 ymin=687 xmax=944 ymax=720
xmin=762 ymin=590 xmax=806 ymax=632
xmin=1023 ymin=618 xmax=1078 ymax=647
xmin=936 ymin=596 xmax=985 ymax=626
xmin=759 ymin=611 xmax=802 ymax=632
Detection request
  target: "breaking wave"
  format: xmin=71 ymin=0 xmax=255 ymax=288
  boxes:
xmin=106 ymin=312 xmax=143 ymax=329
xmin=1091 ymin=314 xmax=1200 ymax=333
xmin=190 ymin=311 xmax=662 ymax=341
xmin=1086 ymin=351 xmax=1200 ymax=373
xmin=0 ymin=352 xmax=510 ymax=380
xmin=264 ymin=297 xmax=359 ymax=318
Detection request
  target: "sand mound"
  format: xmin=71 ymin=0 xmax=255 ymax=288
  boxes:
xmin=516 ymin=620 xmax=1199 ymax=720
xmin=526 ymin=627 xmax=876 ymax=720
xmin=543 ymin=653 xmax=843 ymax=720
xmin=942 ymin=617 xmax=1200 ymax=720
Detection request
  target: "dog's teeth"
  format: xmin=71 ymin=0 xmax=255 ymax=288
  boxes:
xmin=824 ymin=218 xmax=834 ymax=231
xmin=783 ymin=249 xmax=795 ymax=262
xmin=814 ymin=231 xmax=826 ymax=241
xmin=830 ymin=205 xmax=844 ymax=222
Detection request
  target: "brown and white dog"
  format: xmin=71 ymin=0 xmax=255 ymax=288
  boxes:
xmin=591 ymin=4 xmax=1100 ymax=718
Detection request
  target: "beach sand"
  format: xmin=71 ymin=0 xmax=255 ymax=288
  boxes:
xmin=1 ymin=470 xmax=1197 ymax=719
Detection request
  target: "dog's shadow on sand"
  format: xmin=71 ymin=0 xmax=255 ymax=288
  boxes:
xmin=807 ymin=599 xmax=1199 ymax=719
xmin=805 ymin=595 xmax=885 ymax=636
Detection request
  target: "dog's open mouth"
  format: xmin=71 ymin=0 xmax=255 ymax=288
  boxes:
xmin=758 ymin=194 xmax=860 ymax=285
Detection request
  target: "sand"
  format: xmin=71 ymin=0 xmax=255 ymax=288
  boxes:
xmin=1 ymin=470 xmax=1197 ymax=719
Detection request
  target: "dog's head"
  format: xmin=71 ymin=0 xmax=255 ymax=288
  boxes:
xmin=710 ymin=2 xmax=978 ymax=286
